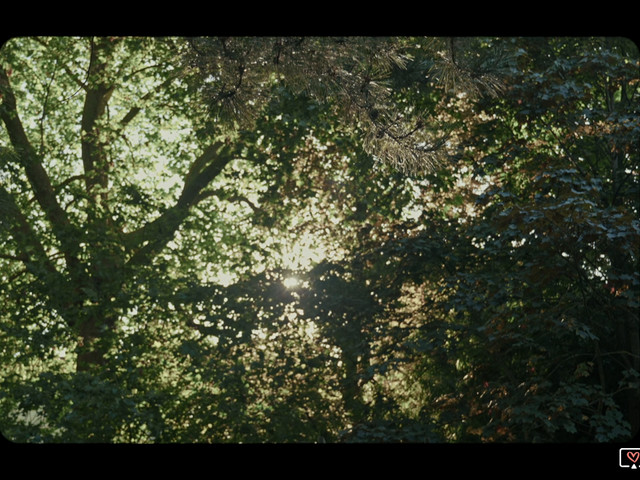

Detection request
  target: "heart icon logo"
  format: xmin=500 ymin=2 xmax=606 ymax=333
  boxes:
xmin=628 ymin=451 xmax=640 ymax=463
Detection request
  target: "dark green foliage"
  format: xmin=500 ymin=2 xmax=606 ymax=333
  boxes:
xmin=382 ymin=37 xmax=640 ymax=442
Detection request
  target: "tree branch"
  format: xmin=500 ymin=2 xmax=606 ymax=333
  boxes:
xmin=0 ymin=67 xmax=82 ymax=272
xmin=0 ymin=183 xmax=67 ymax=292
xmin=0 ymin=252 xmax=27 ymax=262
xmin=178 ymin=141 xmax=232 ymax=208
xmin=38 ymin=61 xmax=57 ymax=156
xmin=116 ymin=72 xmax=180 ymax=133
xmin=124 ymin=140 xmax=233 ymax=266
xmin=81 ymin=37 xmax=116 ymax=195
xmin=32 ymin=37 xmax=88 ymax=92
xmin=194 ymin=188 xmax=261 ymax=214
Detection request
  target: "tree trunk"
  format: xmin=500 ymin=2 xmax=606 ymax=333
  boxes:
xmin=623 ymin=318 xmax=640 ymax=437
xmin=76 ymin=314 xmax=108 ymax=372
xmin=609 ymin=249 xmax=639 ymax=438
xmin=341 ymin=345 xmax=370 ymax=428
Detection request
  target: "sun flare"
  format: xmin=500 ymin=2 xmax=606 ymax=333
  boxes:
xmin=283 ymin=276 xmax=301 ymax=289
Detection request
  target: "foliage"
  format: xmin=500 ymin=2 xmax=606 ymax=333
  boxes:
xmin=380 ymin=37 xmax=640 ymax=442
xmin=0 ymin=36 xmax=638 ymax=444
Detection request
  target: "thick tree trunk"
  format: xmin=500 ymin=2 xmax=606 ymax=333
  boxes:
xmin=75 ymin=309 xmax=117 ymax=373
xmin=77 ymin=334 xmax=106 ymax=372
xmin=342 ymin=354 xmax=365 ymax=423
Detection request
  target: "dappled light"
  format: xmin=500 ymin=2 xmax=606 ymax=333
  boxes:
xmin=283 ymin=276 xmax=302 ymax=289
xmin=0 ymin=37 xmax=638 ymax=454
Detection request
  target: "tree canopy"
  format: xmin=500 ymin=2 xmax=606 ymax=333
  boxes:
xmin=0 ymin=36 xmax=638 ymax=445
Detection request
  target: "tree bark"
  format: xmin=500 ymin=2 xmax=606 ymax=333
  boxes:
xmin=81 ymin=38 xmax=116 ymax=197
xmin=2 ymin=39 xmax=235 ymax=375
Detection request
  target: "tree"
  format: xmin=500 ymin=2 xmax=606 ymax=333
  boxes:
xmin=0 ymin=36 xmax=453 ymax=441
xmin=374 ymin=37 xmax=640 ymax=442
xmin=1 ymin=36 xmax=637 ymax=444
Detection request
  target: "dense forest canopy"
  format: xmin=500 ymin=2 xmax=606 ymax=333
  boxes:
xmin=0 ymin=36 xmax=638 ymax=444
